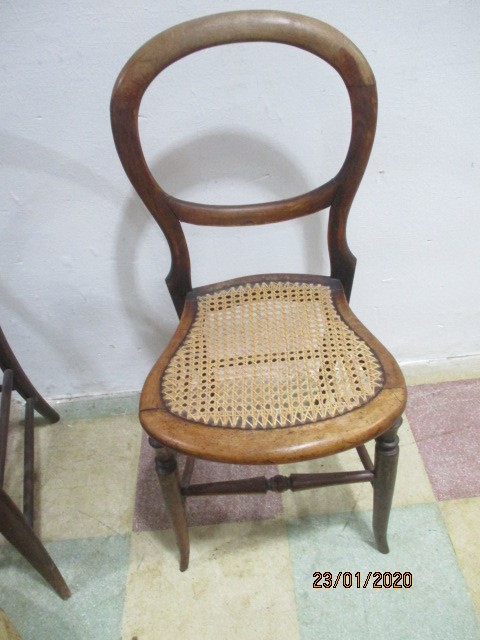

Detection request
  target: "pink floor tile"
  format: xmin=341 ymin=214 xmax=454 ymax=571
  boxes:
xmin=406 ymin=379 xmax=480 ymax=501
xmin=133 ymin=432 xmax=283 ymax=531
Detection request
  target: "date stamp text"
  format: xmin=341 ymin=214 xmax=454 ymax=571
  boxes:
xmin=312 ymin=571 xmax=412 ymax=589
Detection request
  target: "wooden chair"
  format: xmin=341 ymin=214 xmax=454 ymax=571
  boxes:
xmin=0 ymin=325 xmax=70 ymax=598
xmin=111 ymin=10 xmax=406 ymax=571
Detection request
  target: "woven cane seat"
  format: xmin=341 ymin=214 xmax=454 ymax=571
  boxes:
xmin=140 ymin=275 xmax=405 ymax=463
xmin=161 ymin=279 xmax=384 ymax=429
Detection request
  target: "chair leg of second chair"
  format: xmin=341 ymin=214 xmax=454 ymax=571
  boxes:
xmin=0 ymin=489 xmax=71 ymax=599
xmin=149 ymin=438 xmax=190 ymax=571
xmin=372 ymin=419 xmax=401 ymax=553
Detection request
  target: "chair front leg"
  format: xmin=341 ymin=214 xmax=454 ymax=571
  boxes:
xmin=372 ymin=419 xmax=401 ymax=554
xmin=149 ymin=438 xmax=190 ymax=571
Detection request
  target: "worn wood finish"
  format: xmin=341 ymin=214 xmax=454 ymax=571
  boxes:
xmin=111 ymin=11 xmax=405 ymax=569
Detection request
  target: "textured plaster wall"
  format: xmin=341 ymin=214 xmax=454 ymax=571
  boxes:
xmin=0 ymin=1 xmax=479 ymax=399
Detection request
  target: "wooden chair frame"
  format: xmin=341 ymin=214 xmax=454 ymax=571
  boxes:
xmin=111 ymin=11 xmax=406 ymax=571
xmin=0 ymin=326 xmax=70 ymax=598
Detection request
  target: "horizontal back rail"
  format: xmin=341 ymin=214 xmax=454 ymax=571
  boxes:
xmin=167 ymin=180 xmax=338 ymax=226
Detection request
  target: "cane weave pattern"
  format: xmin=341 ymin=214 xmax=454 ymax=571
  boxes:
xmin=161 ymin=281 xmax=384 ymax=429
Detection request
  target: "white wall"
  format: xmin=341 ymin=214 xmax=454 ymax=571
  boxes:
xmin=1 ymin=0 xmax=479 ymax=399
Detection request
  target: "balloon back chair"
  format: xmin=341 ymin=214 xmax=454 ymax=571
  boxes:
xmin=111 ymin=10 xmax=406 ymax=571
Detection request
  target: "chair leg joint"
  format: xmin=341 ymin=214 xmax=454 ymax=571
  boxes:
xmin=267 ymin=474 xmax=292 ymax=493
xmin=155 ymin=456 xmax=177 ymax=476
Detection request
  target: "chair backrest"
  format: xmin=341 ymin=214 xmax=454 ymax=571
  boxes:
xmin=111 ymin=10 xmax=377 ymax=315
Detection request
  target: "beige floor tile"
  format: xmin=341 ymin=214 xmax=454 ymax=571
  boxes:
xmin=122 ymin=521 xmax=300 ymax=640
xmin=1 ymin=416 xmax=25 ymax=511
xmin=440 ymin=497 xmax=480 ymax=616
xmin=0 ymin=607 xmax=22 ymax=640
xmin=24 ymin=414 xmax=142 ymax=541
xmin=280 ymin=415 xmax=435 ymax=519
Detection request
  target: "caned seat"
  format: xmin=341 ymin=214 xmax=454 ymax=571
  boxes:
xmin=111 ymin=10 xmax=407 ymax=571
xmin=164 ymin=279 xmax=383 ymax=429
xmin=140 ymin=275 xmax=404 ymax=464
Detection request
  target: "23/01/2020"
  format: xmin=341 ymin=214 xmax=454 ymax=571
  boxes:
xmin=312 ymin=571 xmax=413 ymax=589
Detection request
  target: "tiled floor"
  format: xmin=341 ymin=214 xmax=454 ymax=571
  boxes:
xmin=1 ymin=376 xmax=479 ymax=639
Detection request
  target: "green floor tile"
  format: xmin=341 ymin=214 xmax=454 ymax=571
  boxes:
xmin=0 ymin=534 xmax=130 ymax=640
xmin=287 ymin=503 xmax=479 ymax=640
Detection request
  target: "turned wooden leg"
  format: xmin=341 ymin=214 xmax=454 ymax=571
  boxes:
xmin=149 ymin=438 xmax=189 ymax=571
xmin=372 ymin=419 xmax=401 ymax=554
xmin=0 ymin=488 xmax=70 ymax=599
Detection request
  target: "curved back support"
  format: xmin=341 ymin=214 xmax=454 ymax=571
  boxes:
xmin=111 ymin=10 xmax=377 ymax=313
